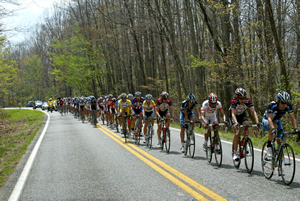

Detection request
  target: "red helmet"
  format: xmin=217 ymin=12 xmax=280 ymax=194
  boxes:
xmin=161 ymin=91 xmax=169 ymax=99
xmin=208 ymin=93 xmax=218 ymax=103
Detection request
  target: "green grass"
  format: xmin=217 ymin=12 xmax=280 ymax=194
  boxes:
xmin=0 ymin=109 xmax=44 ymax=188
xmin=170 ymin=122 xmax=300 ymax=156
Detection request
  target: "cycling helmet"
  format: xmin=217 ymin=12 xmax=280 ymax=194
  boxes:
xmin=135 ymin=91 xmax=142 ymax=97
xmin=90 ymin=96 xmax=95 ymax=99
xmin=186 ymin=93 xmax=196 ymax=103
xmin=108 ymin=94 xmax=113 ymax=98
xmin=112 ymin=98 xmax=116 ymax=102
xmin=120 ymin=93 xmax=127 ymax=99
xmin=105 ymin=95 xmax=108 ymax=99
xmin=277 ymin=91 xmax=290 ymax=101
xmin=99 ymin=97 xmax=103 ymax=100
xmin=145 ymin=94 xmax=153 ymax=101
xmin=49 ymin=98 xmax=52 ymax=101
xmin=161 ymin=91 xmax=169 ymax=99
xmin=235 ymin=88 xmax=247 ymax=96
xmin=127 ymin=94 xmax=133 ymax=99
xmin=208 ymin=93 xmax=218 ymax=103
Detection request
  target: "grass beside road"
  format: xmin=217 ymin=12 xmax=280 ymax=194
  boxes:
xmin=170 ymin=122 xmax=300 ymax=156
xmin=0 ymin=109 xmax=44 ymax=188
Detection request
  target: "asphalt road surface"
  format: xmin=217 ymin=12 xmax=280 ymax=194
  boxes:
xmin=2 ymin=108 xmax=300 ymax=200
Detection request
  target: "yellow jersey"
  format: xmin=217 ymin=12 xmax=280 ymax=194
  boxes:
xmin=142 ymin=100 xmax=156 ymax=112
xmin=118 ymin=99 xmax=131 ymax=111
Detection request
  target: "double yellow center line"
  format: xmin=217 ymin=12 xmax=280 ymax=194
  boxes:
xmin=97 ymin=123 xmax=226 ymax=201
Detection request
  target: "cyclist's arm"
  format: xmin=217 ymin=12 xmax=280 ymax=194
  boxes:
xmin=170 ymin=106 xmax=175 ymax=118
xmin=183 ymin=110 xmax=188 ymax=121
xmin=289 ymin=113 xmax=297 ymax=129
xmin=155 ymin=106 xmax=160 ymax=117
xmin=195 ymin=106 xmax=201 ymax=120
xmin=231 ymin=109 xmax=238 ymax=125
xmin=249 ymin=107 xmax=259 ymax=123
xmin=200 ymin=111 xmax=207 ymax=124
xmin=219 ymin=108 xmax=226 ymax=122
xmin=267 ymin=113 xmax=274 ymax=130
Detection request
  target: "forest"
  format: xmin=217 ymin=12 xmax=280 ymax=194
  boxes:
xmin=0 ymin=0 xmax=300 ymax=120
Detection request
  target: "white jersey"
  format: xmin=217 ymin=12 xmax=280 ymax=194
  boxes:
xmin=201 ymin=100 xmax=222 ymax=117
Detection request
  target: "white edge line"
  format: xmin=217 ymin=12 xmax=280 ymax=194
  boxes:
xmin=169 ymin=127 xmax=300 ymax=162
xmin=8 ymin=111 xmax=50 ymax=201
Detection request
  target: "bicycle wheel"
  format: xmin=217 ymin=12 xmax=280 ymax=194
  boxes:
xmin=184 ymin=130 xmax=189 ymax=156
xmin=165 ymin=128 xmax=171 ymax=153
xmin=123 ymin=121 xmax=128 ymax=143
xmin=244 ymin=138 xmax=254 ymax=173
xmin=206 ymin=133 xmax=212 ymax=163
xmin=280 ymin=144 xmax=295 ymax=185
xmin=232 ymin=142 xmax=241 ymax=169
xmin=261 ymin=141 xmax=274 ymax=179
xmin=214 ymin=134 xmax=222 ymax=166
xmin=188 ymin=131 xmax=195 ymax=158
xmin=102 ymin=114 xmax=105 ymax=125
xmin=149 ymin=127 xmax=153 ymax=149
xmin=161 ymin=132 xmax=165 ymax=151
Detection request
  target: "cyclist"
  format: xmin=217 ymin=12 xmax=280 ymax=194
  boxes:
xmin=230 ymin=88 xmax=260 ymax=161
xmin=201 ymin=93 xmax=227 ymax=152
xmin=79 ymin=97 xmax=85 ymax=120
xmin=262 ymin=91 xmax=299 ymax=158
xmin=156 ymin=91 xmax=175 ymax=148
xmin=109 ymin=98 xmax=117 ymax=128
xmin=131 ymin=91 xmax=145 ymax=136
xmin=180 ymin=93 xmax=201 ymax=153
xmin=57 ymin=97 xmax=64 ymax=113
xmin=90 ymin=96 xmax=99 ymax=122
xmin=118 ymin=93 xmax=132 ymax=135
xmin=142 ymin=94 xmax=159 ymax=143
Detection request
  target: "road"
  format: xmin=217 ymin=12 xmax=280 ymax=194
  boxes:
xmin=2 ymin=108 xmax=300 ymax=200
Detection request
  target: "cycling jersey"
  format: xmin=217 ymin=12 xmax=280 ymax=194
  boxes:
xmin=142 ymin=100 xmax=156 ymax=112
xmin=119 ymin=99 xmax=131 ymax=114
xmin=132 ymin=97 xmax=145 ymax=110
xmin=180 ymin=100 xmax=199 ymax=114
xmin=229 ymin=97 xmax=253 ymax=116
xmin=157 ymin=98 xmax=172 ymax=112
xmin=263 ymin=101 xmax=293 ymax=123
xmin=201 ymin=100 xmax=222 ymax=117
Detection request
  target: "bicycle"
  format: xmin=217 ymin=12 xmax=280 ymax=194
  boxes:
xmin=261 ymin=130 xmax=298 ymax=185
xmin=205 ymin=123 xmax=227 ymax=166
xmin=232 ymin=124 xmax=258 ymax=173
xmin=119 ymin=115 xmax=131 ymax=143
xmin=145 ymin=117 xmax=156 ymax=149
xmin=114 ymin=113 xmax=119 ymax=133
xmin=133 ymin=115 xmax=142 ymax=145
xmin=184 ymin=120 xmax=201 ymax=158
xmin=101 ymin=111 xmax=105 ymax=125
xmin=159 ymin=118 xmax=173 ymax=153
xmin=92 ymin=110 xmax=97 ymax=127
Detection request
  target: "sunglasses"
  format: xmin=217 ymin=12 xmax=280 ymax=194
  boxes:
xmin=280 ymin=101 xmax=288 ymax=105
xmin=238 ymin=97 xmax=246 ymax=100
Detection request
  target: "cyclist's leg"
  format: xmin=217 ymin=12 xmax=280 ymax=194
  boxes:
xmin=180 ymin=111 xmax=185 ymax=149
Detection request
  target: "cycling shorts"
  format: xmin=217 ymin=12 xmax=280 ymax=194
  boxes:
xmin=262 ymin=118 xmax=283 ymax=131
xmin=202 ymin=115 xmax=218 ymax=127
xmin=144 ymin=111 xmax=154 ymax=119
xmin=133 ymin=108 xmax=143 ymax=115
xmin=229 ymin=113 xmax=248 ymax=125
xmin=180 ymin=111 xmax=195 ymax=126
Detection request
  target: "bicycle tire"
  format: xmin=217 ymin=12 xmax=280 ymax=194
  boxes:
xmin=189 ymin=131 xmax=195 ymax=158
xmin=149 ymin=127 xmax=153 ymax=149
xmin=232 ymin=143 xmax=241 ymax=169
xmin=123 ymin=121 xmax=128 ymax=143
xmin=165 ymin=128 xmax=171 ymax=153
xmin=161 ymin=130 xmax=165 ymax=151
xmin=102 ymin=114 xmax=105 ymax=125
xmin=261 ymin=141 xmax=274 ymax=179
xmin=184 ymin=130 xmax=189 ymax=156
xmin=244 ymin=138 xmax=254 ymax=173
xmin=214 ymin=134 xmax=222 ymax=166
xmin=280 ymin=143 xmax=295 ymax=185
xmin=206 ymin=132 xmax=212 ymax=163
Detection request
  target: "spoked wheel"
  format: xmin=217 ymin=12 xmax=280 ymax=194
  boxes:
xmin=232 ymin=143 xmax=241 ymax=169
xmin=244 ymin=138 xmax=254 ymax=173
xmin=146 ymin=128 xmax=153 ymax=149
xmin=188 ymin=132 xmax=195 ymax=158
xmin=261 ymin=141 xmax=274 ymax=179
xmin=165 ymin=128 xmax=171 ymax=153
xmin=102 ymin=114 xmax=105 ymax=125
xmin=280 ymin=144 xmax=295 ymax=185
xmin=214 ymin=135 xmax=222 ymax=166
xmin=134 ymin=128 xmax=140 ymax=145
xmin=184 ymin=130 xmax=189 ymax=156
xmin=206 ymin=133 xmax=212 ymax=163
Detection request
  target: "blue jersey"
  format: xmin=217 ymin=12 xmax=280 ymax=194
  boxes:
xmin=132 ymin=97 xmax=145 ymax=110
xmin=180 ymin=100 xmax=199 ymax=114
xmin=115 ymin=100 xmax=119 ymax=107
xmin=263 ymin=101 xmax=293 ymax=123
